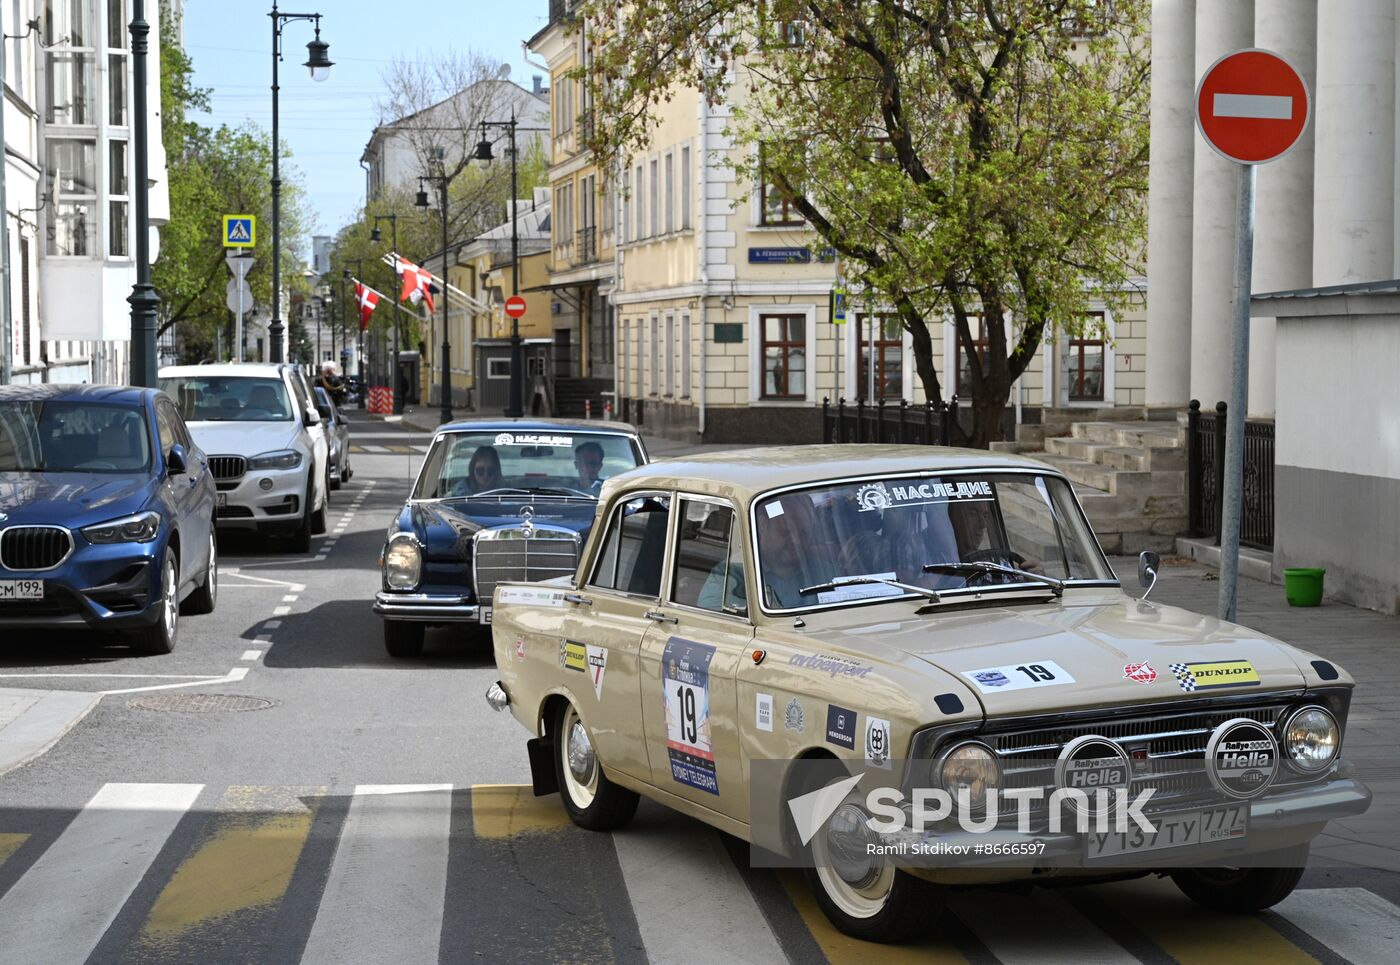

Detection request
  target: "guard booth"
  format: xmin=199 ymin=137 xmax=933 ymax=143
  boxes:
xmin=396 ymin=351 xmax=421 ymax=406
xmin=474 ymin=337 xmax=554 ymax=414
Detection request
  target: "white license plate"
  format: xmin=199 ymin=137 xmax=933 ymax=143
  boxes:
xmin=0 ymin=580 xmax=44 ymax=601
xmin=480 ymin=607 xmax=493 ymax=625
xmin=1086 ymin=803 xmax=1248 ymax=859
xmin=217 ymin=493 xmax=227 ymax=508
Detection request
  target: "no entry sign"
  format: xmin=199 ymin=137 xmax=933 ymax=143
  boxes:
xmin=504 ymin=295 xmax=527 ymax=319
xmin=1196 ymin=49 xmax=1310 ymax=164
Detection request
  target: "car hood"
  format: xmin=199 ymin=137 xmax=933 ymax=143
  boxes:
xmin=403 ymin=497 xmax=599 ymax=560
xmin=186 ymin=420 xmax=301 ymax=456
xmin=0 ymin=471 xmax=159 ymax=529
xmin=819 ymin=597 xmax=1310 ymax=716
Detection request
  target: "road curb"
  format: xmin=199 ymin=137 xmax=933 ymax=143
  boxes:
xmin=0 ymin=689 xmax=102 ymax=776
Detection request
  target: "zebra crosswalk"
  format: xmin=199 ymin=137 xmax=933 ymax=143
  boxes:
xmin=0 ymin=782 xmax=1395 ymax=965
xmin=349 ymin=443 xmax=427 ymax=455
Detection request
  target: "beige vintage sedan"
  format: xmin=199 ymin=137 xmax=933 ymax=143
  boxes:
xmin=486 ymin=447 xmax=1370 ymax=943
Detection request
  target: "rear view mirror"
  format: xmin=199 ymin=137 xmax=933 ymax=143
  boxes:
xmin=316 ymin=403 xmax=334 ymax=421
xmin=304 ymin=407 xmax=322 ymax=427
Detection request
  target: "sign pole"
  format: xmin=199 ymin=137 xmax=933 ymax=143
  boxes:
xmin=1218 ymin=162 xmax=1255 ymax=623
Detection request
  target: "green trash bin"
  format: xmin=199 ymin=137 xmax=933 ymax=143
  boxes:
xmin=1284 ymin=567 xmax=1326 ymax=606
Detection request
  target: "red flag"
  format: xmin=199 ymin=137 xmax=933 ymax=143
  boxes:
xmin=396 ymin=259 xmax=435 ymax=313
xmin=354 ymin=282 xmax=381 ymax=331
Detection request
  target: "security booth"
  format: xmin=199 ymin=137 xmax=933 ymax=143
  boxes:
xmin=396 ymin=351 xmax=421 ymax=406
xmin=474 ymin=338 xmax=554 ymax=413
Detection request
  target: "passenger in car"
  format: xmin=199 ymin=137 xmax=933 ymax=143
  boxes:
xmin=458 ymin=446 xmax=504 ymax=494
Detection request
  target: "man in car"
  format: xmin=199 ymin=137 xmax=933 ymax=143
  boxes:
xmin=573 ymin=441 xmax=606 ymax=494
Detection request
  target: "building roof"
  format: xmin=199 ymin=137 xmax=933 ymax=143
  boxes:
xmin=360 ymin=80 xmax=548 ymax=164
xmin=1253 ymin=278 xmax=1400 ymax=300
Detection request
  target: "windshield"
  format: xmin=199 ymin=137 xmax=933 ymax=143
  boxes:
xmin=0 ymin=401 xmax=152 ymax=473
xmin=160 ymin=376 xmax=293 ymax=422
xmin=413 ymin=430 xmax=643 ymax=499
xmin=752 ymin=472 xmax=1115 ymax=611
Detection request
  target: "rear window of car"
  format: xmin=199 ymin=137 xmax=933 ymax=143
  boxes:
xmin=161 ymin=376 xmax=293 ymax=422
xmin=412 ymin=430 xmax=643 ymax=499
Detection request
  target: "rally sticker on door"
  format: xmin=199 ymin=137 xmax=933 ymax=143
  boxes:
xmin=663 ymin=637 xmax=719 ymax=795
xmin=961 ymin=660 xmax=1075 ymax=693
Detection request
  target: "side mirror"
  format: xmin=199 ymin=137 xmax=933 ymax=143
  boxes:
xmin=316 ymin=403 xmax=334 ymax=422
xmin=1137 ymin=550 xmax=1160 ymax=601
xmin=166 ymin=444 xmax=188 ymax=476
xmin=304 ymin=407 xmax=322 ymax=427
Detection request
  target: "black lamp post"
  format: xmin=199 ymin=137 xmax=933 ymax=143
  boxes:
xmin=269 ymin=2 xmax=331 ymax=364
xmin=342 ymin=262 xmax=366 ymax=408
xmin=127 ymin=0 xmax=159 ymax=386
xmin=370 ymin=214 xmax=401 ymax=412
xmin=416 ymin=171 xmax=453 ymax=424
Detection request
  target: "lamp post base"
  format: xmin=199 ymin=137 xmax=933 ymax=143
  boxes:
xmin=505 ymin=333 xmax=524 ymax=418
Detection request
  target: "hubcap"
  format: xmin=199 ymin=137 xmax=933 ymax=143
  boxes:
xmin=811 ymin=794 xmax=895 ymax=919
xmin=560 ymin=706 xmax=599 ymax=809
xmin=568 ymin=721 xmax=595 ymax=781
xmin=162 ymin=557 xmax=178 ymax=638
xmin=207 ymin=536 xmax=218 ymax=606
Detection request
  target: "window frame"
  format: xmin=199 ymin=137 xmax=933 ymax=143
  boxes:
xmin=751 ymin=308 xmax=815 ymax=402
xmin=1068 ymin=311 xmax=1106 ymax=402
xmin=667 ymin=493 xmax=750 ymax=621
xmin=757 ymin=142 xmax=805 ymax=227
xmin=585 ymin=489 xmax=676 ymax=601
xmin=854 ymin=313 xmax=905 ymax=402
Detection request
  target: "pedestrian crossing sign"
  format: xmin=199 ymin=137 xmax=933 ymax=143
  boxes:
xmin=222 ymin=215 xmax=256 ymax=248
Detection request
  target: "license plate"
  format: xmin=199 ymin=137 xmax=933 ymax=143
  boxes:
xmin=0 ymin=580 xmax=44 ymax=601
xmin=217 ymin=493 xmax=227 ymax=508
xmin=1086 ymin=803 xmax=1248 ymax=859
xmin=480 ymin=607 xmax=493 ymax=625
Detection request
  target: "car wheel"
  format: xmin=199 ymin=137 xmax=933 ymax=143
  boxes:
xmin=182 ymin=531 xmax=218 ymax=615
xmin=383 ymin=620 xmax=424 ymax=658
xmin=289 ymin=483 xmax=313 ymax=553
xmin=1169 ymin=844 xmax=1309 ymax=913
xmin=312 ymin=473 xmax=329 ymax=534
xmin=799 ymin=763 xmax=945 ymax=943
xmin=553 ymin=700 xmax=639 ymax=831
xmin=133 ymin=549 xmax=180 ymax=655
xmin=330 ymin=461 xmax=342 ymax=491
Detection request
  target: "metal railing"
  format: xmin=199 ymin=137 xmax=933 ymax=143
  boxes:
xmin=576 ymin=225 xmax=597 ymax=265
xmin=822 ymin=397 xmax=957 ymax=446
xmin=1187 ymin=399 xmax=1275 ymax=550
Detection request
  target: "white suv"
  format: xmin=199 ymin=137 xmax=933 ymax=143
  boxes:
xmin=160 ymin=363 xmax=330 ymax=552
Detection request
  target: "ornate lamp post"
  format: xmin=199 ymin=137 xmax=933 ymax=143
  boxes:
xmin=342 ymin=262 xmax=367 ymax=408
xmin=369 ymin=214 xmax=401 ymax=412
xmin=269 ymin=2 xmax=331 ymax=363
xmin=415 ymin=170 xmax=453 ymax=424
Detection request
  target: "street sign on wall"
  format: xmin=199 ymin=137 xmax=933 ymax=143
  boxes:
xmin=1195 ymin=49 xmax=1310 ymax=164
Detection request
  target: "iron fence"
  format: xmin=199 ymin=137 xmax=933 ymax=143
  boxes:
xmin=822 ymin=397 xmax=957 ymax=446
xmin=1187 ymin=400 xmax=1275 ymax=550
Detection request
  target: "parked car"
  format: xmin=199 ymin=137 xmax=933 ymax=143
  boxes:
xmin=375 ymin=419 xmax=648 ymax=657
xmin=159 ymin=363 xmax=330 ymax=553
xmin=313 ymin=386 xmax=352 ymax=489
xmin=487 ymin=446 xmax=1371 ymax=942
xmin=0 ymin=384 xmax=218 ymax=653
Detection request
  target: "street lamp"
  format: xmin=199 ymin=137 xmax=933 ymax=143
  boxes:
xmin=343 ymin=262 xmax=366 ymax=408
xmin=269 ymin=2 xmax=331 ymax=363
xmin=126 ymin=0 xmax=160 ymax=386
xmin=370 ymin=214 xmax=401 ymax=412
xmin=416 ymin=169 xmax=453 ymax=425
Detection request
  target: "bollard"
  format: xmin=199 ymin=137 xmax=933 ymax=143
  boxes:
xmin=604 ymin=400 xmax=613 ymax=420
xmin=585 ymin=399 xmax=592 ymax=420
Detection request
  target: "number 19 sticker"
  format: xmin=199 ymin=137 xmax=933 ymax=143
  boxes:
xmin=962 ymin=660 xmax=1075 ymax=693
xmin=663 ymin=636 xmax=720 ymax=795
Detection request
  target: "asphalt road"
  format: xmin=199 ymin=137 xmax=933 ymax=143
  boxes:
xmin=0 ymin=413 xmax=1395 ymax=964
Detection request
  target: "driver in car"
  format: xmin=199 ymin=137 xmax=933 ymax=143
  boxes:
xmin=573 ymin=441 xmax=606 ymax=494
xmin=950 ymin=501 xmax=1044 ymax=575
xmin=452 ymin=446 xmax=504 ymax=495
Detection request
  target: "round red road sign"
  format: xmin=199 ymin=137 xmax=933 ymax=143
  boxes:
xmin=1196 ymin=48 xmax=1310 ymax=164
xmin=504 ymin=295 xmax=527 ymax=319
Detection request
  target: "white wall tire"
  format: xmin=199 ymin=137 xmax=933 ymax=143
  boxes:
xmin=552 ymin=701 xmax=639 ymax=831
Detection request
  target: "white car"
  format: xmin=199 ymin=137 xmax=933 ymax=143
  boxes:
xmin=160 ymin=363 xmax=330 ymax=552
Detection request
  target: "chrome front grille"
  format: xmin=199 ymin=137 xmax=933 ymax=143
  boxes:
xmin=209 ymin=456 xmax=247 ymax=482
xmin=473 ymin=527 xmax=580 ymax=604
xmin=0 ymin=526 xmax=74 ymax=571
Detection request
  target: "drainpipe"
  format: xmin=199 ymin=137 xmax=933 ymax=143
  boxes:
xmin=1 ymin=31 xmax=12 ymax=385
xmin=696 ymin=94 xmax=709 ymax=436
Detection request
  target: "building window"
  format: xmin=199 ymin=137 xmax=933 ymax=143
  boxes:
xmin=664 ymin=312 xmax=675 ymax=396
xmin=108 ymin=52 xmax=127 ymax=126
xmin=680 ymin=145 xmax=692 ymax=230
xmin=664 ymin=151 xmax=675 ymax=234
xmin=760 ymin=313 xmax=806 ymax=399
xmin=649 ymin=313 xmax=660 ymax=394
xmin=649 ymin=159 xmax=659 ymax=237
xmin=46 ymin=139 xmax=98 ymax=256
xmin=108 ymin=140 xmax=128 ymax=257
xmin=601 ymin=176 xmax=614 ymax=237
xmin=758 ymin=144 xmax=803 ymax=226
xmin=20 ymin=238 xmax=31 ymax=365
xmin=856 ymin=314 xmax=903 ymax=401
xmin=621 ymin=168 xmax=631 ymax=245
xmin=956 ymin=314 xmax=990 ymax=397
xmin=487 ymin=358 xmax=511 ymax=379
xmin=1068 ymin=313 xmax=1106 ymax=401
xmin=46 ymin=51 xmax=96 ymax=125
xmin=634 ymin=164 xmax=645 ymax=241
xmin=634 ymin=319 xmax=644 ymax=394
xmin=680 ymin=312 xmax=691 ymax=398
xmin=620 ymin=317 xmax=629 ymax=391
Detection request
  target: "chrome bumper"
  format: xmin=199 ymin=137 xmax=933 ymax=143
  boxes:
xmin=373 ymin=591 xmax=479 ymax=622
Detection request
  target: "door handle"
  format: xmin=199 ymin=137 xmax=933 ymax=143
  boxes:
xmin=563 ymin=593 xmax=592 ymax=606
xmin=645 ymin=610 xmax=678 ymax=624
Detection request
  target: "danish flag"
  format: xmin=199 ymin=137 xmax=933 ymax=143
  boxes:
xmin=354 ymin=281 xmax=382 ymax=331
xmin=396 ymin=258 xmax=435 ymax=313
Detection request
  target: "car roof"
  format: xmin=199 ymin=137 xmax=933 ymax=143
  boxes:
xmin=0 ymin=383 xmax=157 ymax=406
xmin=159 ymin=363 xmax=290 ymax=379
xmin=602 ymin=445 xmax=1062 ymax=505
xmin=436 ymin=418 xmax=641 ymax=436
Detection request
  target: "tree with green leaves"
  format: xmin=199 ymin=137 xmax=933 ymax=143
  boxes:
xmin=579 ymin=0 xmax=1149 ymax=445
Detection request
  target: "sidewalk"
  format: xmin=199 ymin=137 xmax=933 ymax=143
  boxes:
xmin=0 ymin=689 xmax=100 ymax=777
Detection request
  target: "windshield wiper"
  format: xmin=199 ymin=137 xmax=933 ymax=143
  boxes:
xmin=521 ymin=486 xmax=593 ymax=497
xmin=798 ymin=575 xmax=941 ymax=603
xmin=922 ymin=562 xmax=1065 ymax=598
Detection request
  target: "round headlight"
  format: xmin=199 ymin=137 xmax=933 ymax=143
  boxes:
xmin=384 ymin=536 xmax=422 ymax=590
xmin=1284 ymin=706 xmax=1339 ymax=771
xmin=937 ymin=741 xmax=1001 ymax=808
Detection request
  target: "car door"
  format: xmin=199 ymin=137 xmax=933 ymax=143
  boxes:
xmin=553 ymin=491 xmax=674 ymax=785
xmin=638 ymin=495 xmax=754 ymax=822
xmin=155 ymin=399 xmax=205 ymax=585
xmin=288 ymin=371 xmax=328 ymax=502
xmin=169 ymin=400 xmax=216 ymax=535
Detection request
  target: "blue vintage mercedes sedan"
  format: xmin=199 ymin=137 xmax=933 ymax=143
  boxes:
xmin=0 ymin=385 xmax=218 ymax=653
xmin=375 ymin=419 xmax=648 ymax=657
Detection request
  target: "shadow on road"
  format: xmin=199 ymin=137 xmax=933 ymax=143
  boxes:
xmin=261 ymin=598 xmax=494 ymax=670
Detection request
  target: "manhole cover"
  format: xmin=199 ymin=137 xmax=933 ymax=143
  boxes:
xmin=127 ymin=693 xmax=276 ymax=713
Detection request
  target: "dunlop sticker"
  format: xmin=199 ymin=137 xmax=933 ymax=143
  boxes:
xmin=559 ymin=639 xmax=587 ymax=672
xmin=1169 ymin=660 xmax=1260 ymax=693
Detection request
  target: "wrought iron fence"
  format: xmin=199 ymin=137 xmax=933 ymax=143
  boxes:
xmin=822 ymin=397 xmax=957 ymax=446
xmin=576 ymin=226 xmax=597 ymax=265
xmin=1187 ymin=400 xmax=1275 ymax=550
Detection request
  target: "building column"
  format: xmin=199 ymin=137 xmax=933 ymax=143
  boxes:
xmin=1313 ymin=1 xmax=1395 ymax=286
xmin=1250 ymin=0 xmax=1317 ymax=418
xmin=1189 ymin=1 xmax=1253 ymax=408
xmin=1146 ymin=0 xmax=1197 ymax=410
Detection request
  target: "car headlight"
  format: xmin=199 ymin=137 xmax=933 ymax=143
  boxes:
xmin=249 ymin=449 xmax=302 ymax=470
xmin=384 ymin=535 xmax=422 ymax=590
xmin=936 ymin=740 xmax=1001 ymax=809
xmin=1284 ymin=706 xmax=1339 ymax=771
xmin=82 ymin=511 xmax=162 ymax=544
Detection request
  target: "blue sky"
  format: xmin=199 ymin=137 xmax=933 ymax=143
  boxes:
xmin=182 ymin=0 xmax=551 ymax=252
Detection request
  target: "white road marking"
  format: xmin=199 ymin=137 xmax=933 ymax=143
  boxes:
xmin=292 ymin=583 xmax=306 ymax=592
xmin=282 ymin=595 xmax=298 ymax=603
xmin=0 ymin=673 xmax=217 ymax=680
xmin=0 ymin=782 xmax=203 ymax=965
xmin=301 ymin=785 xmax=453 ymax=965
xmin=612 ymin=821 xmax=787 ymax=965
xmin=101 ymin=667 xmax=250 ymax=696
xmin=1274 ymin=887 xmax=1400 ymax=964
xmin=241 ymin=650 xmax=263 ymax=661
xmin=313 ymin=555 xmax=327 ymax=562
xmin=273 ymin=606 xmax=291 ymax=616
xmin=948 ymin=889 xmax=1137 ymax=965
xmin=1213 ymin=92 xmax=1293 ymax=120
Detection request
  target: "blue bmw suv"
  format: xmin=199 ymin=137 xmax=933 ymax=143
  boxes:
xmin=0 ymin=385 xmax=218 ymax=653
